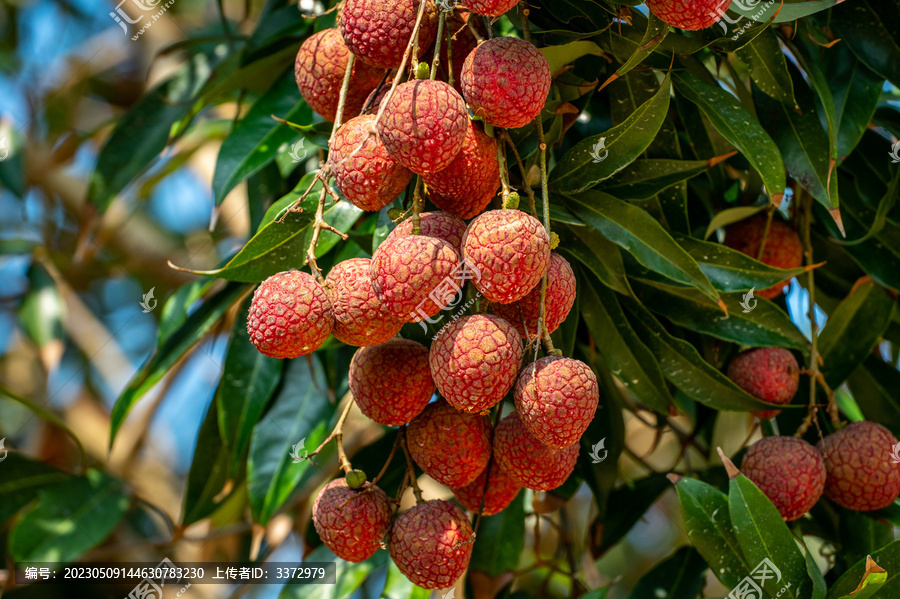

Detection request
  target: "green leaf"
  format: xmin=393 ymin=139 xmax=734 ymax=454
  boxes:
xmin=470 ymin=492 xmax=525 ymax=577
xmin=0 ymin=382 xmax=86 ymax=464
xmin=704 ymin=205 xmax=767 ymax=240
xmin=802 ymin=536 xmax=827 ymax=599
xmin=550 ymin=76 xmax=671 ymax=193
xmin=559 ymin=223 xmax=631 ymax=297
xmin=19 ymin=262 xmax=64 ymax=358
xmin=279 ymin=544 xmax=388 ymax=598
xmin=626 ymin=546 xmax=707 ymax=599
xmin=848 ymin=356 xmax=900 ymax=434
xmin=381 ymin=560 xmax=430 ymax=599
xmin=829 ymin=541 xmax=900 ymax=599
xmin=831 ymin=0 xmax=900 ymax=88
xmin=600 ymin=159 xmax=712 ymax=201
xmin=611 ymin=12 xmax=668 ymax=81
xmin=539 ymin=40 xmax=605 ymax=75
xmin=157 ymin=279 xmax=216 ymax=343
xmin=729 ymin=0 xmax=843 ymax=23
xmin=0 ymin=453 xmax=69 ymax=523
xmin=182 ymin=398 xmax=236 ymax=526
xmin=735 ymin=29 xmax=796 ymax=106
xmin=10 ymin=469 xmax=130 ymax=562
xmin=595 ymin=474 xmax=671 ymax=555
xmin=823 ymin=43 xmax=884 ymax=162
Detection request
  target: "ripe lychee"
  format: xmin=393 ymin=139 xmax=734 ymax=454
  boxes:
xmin=817 ymin=421 xmax=900 ymax=512
xmin=740 ymin=436 xmax=826 ymax=521
xmin=491 ymin=252 xmax=576 ymax=339
xmin=407 ymin=400 xmax=492 ymax=487
xmin=462 ymin=209 xmax=551 ymax=304
xmin=340 ymin=0 xmax=438 ymax=69
xmin=325 ymin=258 xmax=404 ymax=346
xmin=294 ymin=28 xmax=384 ymax=122
xmin=387 ymin=211 xmax=468 ymax=253
xmin=452 ymin=460 xmax=522 ymax=516
xmin=330 ymin=115 xmax=413 ymax=212
xmin=430 ymin=314 xmax=523 ymax=413
xmin=423 ymin=120 xmax=500 ymax=219
xmin=466 ymin=0 xmax=519 ymax=17
xmin=312 ymin=478 xmax=392 ymax=562
xmin=724 ymin=215 xmax=803 ymax=300
xmin=727 ymin=348 xmax=799 ymax=419
xmin=461 ymin=37 xmax=551 ymax=129
xmin=246 ymin=270 xmax=333 ymax=359
xmin=389 ymin=500 xmax=474 ymax=589
xmin=515 ymin=356 xmax=599 ymax=448
xmin=493 ymin=412 xmax=579 ymax=491
xmin=370 ymin=234 xmax=460 ymax=321
xmin=646 ymin=0 xmax=732 ymax=31
xmin=349 ymin=339 xmax=434 ymax=426
xmin=377 ymin=79 xmax=469 ymax=175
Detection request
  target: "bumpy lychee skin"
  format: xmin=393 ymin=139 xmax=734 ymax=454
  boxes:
xmin=424 ymin=120 xmax=500 ymax=219
xmin=330 ymin=115 xmax=413 ymax=211
xmin=340 ymin=0 xmax=438 ymax=69
xmin=817 ymin=422 xmax=900 ymax=512
xmin=349 ymin=339 xmax=434 ymax=426
xmin=325 ymin=258 xmax=403 ymax=346
xmin=724 ymin=215 xmax=803 ymax=299
xmin=741 ymin=436 xmax=826 ymax=521
xmin=727 ymin=348 xmax=799 ymax=419
xmin=430 ymin=315 xmax=523 ymax=413
xmin=462 ymin=209 xmax=551 ymax=304
xmin=515 ymin=356 xmax=599 ymax=448
xmin=452 ymin=460 xmax=522 ymax=516
xmin=407 ymin=400 xmax=492 ymax=487
xmin=461 ymin=37 xmax=551 ymax=129
xmin=494 ymin=412 xmax=579 ymax=491
xmin=312 ymin=478 xmax=392 ymax=562
xmin=370 ymin=235 xmax=460 ymax=322
xmin=294 ymin=28 xmax=384 ymax=122
xmin=466 ymin=0 xmax=519 ymax=17
xmin=247 ymin=271 xmax=333 ymax=359
xmin=491 ymin=253 xmax=576 ymax=339
xmin=377 ymin=79 xmax=469 ymax=175
xmin=388 ymin=500 xmax=474 ymax=590
xmin=387 ymin=211 xmax=468 ymax=253
xmin=646 ymin=0 xmax=732 ymax=31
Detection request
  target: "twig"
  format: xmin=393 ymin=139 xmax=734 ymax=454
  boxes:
xmin=399 ymin=427 xmax=425 ymax=502
xmin=306 ymin=187 xmax=349 ymax=283
xmin=534 ymin=117 xmax=559 ymax=357
xmin=503 ymin=131 xmax=538 ymax=216
xmin=756 ymin=204 xmax=776 ymax=261
xmin=430 ymin=10 xmax=446 ymax=80
xmin=305 ymin=398 xmax=355 ymax=473
xmin=370 ymin=433 xmax=402 ymax=486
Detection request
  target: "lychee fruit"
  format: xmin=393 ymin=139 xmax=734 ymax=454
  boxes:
xmin=340 ymin=0 xmax=438 ymax=69
xmin=514 ymin=356 xmax=599 ymax=448
xmin=387 ymin=211 xmax=468 ymax=253
xmin=329 ymin=115 xmax=413 ymax=212
xmin=388 ymin=500 xmax=474 ymax=589
xmin=377 ymin=79 xmax=469 ymax=175
xmin=727 ymin=348 xmax=799 ymax=419
xmin=312 ymin=478 xmax=392 ymax=562
xmin=430 ymin=314 xmax=523 ymax=413
xmin=461 ymin=37 xmax=551 ymax=129
xmin=724 ymin=215 xmax=803 ymax=299
xmin=462 ymin=209 xmax=551 ymax=304
xmin=491 ymin=252 xmax=576 ymax=339
xmin=493 ymin=412 xmax=579 ymax=491
xmin=740 ymin=436 xmax=826 ymax=521
xmin=294 ymin=28 xmax=385 ymax=122
xmin=349 ymin=339 xmax=434 ymax=426
xmin=817 ymin=421 xmax=900 ymax=512
xmin=246 ymin=270 xmax=333 ymax=359
xmin=407 ymin=400 xmax=492 ymax=487
xmin=423 ymin=120 xmax=500 ymax=219
xmin=370 ymin=234 xmax=460 ymax=321
xmin=325 ymin=258 xmax=404 ymax=346
xmin=646 ymin=0 xmax=732 ymax=31
xmin=452 ymin=460 xmax=522 ymax=515
xmin=466 ymin=0 xmax=519 ymax=17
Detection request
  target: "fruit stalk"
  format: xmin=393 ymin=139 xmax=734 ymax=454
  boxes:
xmin=503 ymin=131 xmax=537 ymax=216
xmin=534 ymin=117 xmax=558 ymax=356
xmin=399 ymin=426 xmax=425 ymax=502
xmin=306 ymin=398 xmax=355 ymax=473
xmin=430 ymin=9 xmax=446 ymax=80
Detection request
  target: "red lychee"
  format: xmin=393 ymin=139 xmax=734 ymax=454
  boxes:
xmin=330 ymin=115 xmax=413 ymax=212
xmin=493 ymin=412 xmax=579 ymax=491
xmin=312 ymin=478 xmax=392 ymax=562
xmin=325 ymin=258 xmax=404 ymax=346
xmin=377 ymin=79 xmax=469 ymax=175
xmin=466 ymin=0 xmax=519 ymax=17
xmin=724 ymin=215 xmax=803 ymax=300
xmin=461 ymin=37 xmax=551 ymax=129
xmin=370 ymin=234 xmax=460 ymax=321
xmin=246 ymin=270 xmax=333 ymax=359
xmin=491 ymin=252 xmax=576 ymax=339
xmin=727 ymin=347 xmax=799 ymax=419
xmin=452 ymin=460 xmax=522 ymax=516
xmin=389 ymin=500 xmax=474 ymax=589
xmin=430 ymin=314 xmax=523 ymax=413
xmin=646 ymin=0 xmax=732 ymax=31
xmin=349 ymin=339 xmax=434 ymax=426
xmin=515 ymin=356 xmax=599 ymax=448
xmin=740 ymin=436 xmax=826 ymax=521
xmin=294 ymin=28 xmax=384 ymax=122
xmin=462 ymin=209 xmax=551 ymax=304
xmin=423 ymin=120 xmax=500 ymax=219
xmin=340 ymin=0 xmax=438 ymax=69
xmin=817 ymin=421 xmax=900 ymax=512
xmin=387 ymin=211 xmax=468 ymax=253
xmin=407 ymin=400 xmax=492 ymax=487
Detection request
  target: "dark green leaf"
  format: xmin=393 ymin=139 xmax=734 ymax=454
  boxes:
xmin=612 ymin=12 xmax=668 ymax=81
xmin=182 ymin=398 xmax=235 ymax=525
xmin=735 ymin=29 xmax=795 ymax=106
xmin=626 ymin=546 xmax=707 ymax=599
xmin=0 ymin=453 xmax=69 ymax=523
xmin=539 ymin=40 xmax=605 ymax=74
xmin=595 ymin=474 xmax=670 ymax=555
xmin=470 ymin=492 xmax=525 ymax=577
xmin=824 ymin=44 xmax=885 ymax=162
xmin=600 ymin=159 xmax=711 ymax=201
xmin=730 ymin=0 xmax=843 ymax=23
xmin=279 ymin=544 xmax=388 ymax=598
xmin=831 ymin=0 xmax=900 ymax=88
xmin=828 ymin=541 xmax=900 ymax=599
xmin=848 ymin=356 xmax=900 ymax=434
xmin=559 ymin=223 xmax=631 ymax=296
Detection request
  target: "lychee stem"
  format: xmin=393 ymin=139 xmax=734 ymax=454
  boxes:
xmin=430 ymin=10 xmax=446 ymax=80
xmin=756 ymin=205 xmax=775 ymax=262
xmin=305 ymin=397 xmax=355 ymax=473
xmin=496 ymin=136 xmax=512 ymax=203
xmin=519 ymin=1 xmax=532 ymax=44
xmin=446 ymin=17 xmax=456 ymax=87
xmin=370 ymin=432 xmax=402 ymax=487
xmin=399 ymin=427 xmax=425 ymax=503
xmin=411 ymin=177 xmax=424 ymax=234
xmin=534 ymin=117 xmax=558 ymax=357
xmin=502 ymin=131 xmax=538 ymax=217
